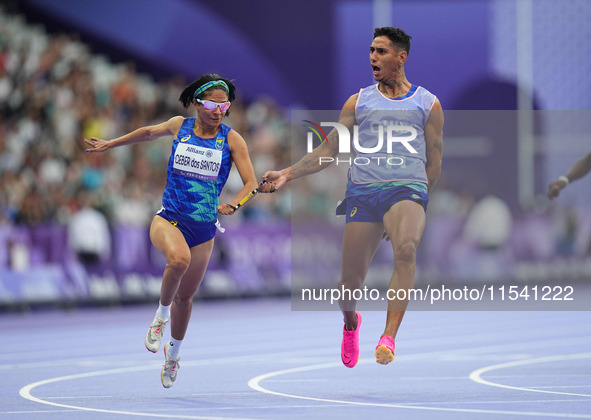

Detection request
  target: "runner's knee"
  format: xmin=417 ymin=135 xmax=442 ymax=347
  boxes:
xmin=394 ymin=240 xmax=418 ymax=266
xmin=166 ymin=253 xmax=191 ymax=276
xmin=338 ymin=275 xmax=364 ymax=290
xmin=173 ymin=292 xmax=193 ymax=307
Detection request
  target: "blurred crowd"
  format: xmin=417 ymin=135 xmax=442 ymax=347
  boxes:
xmin=0 ymin=8 xmax=291 ymax=230
xmin=0 ymin=8 xmax=494 ymax=232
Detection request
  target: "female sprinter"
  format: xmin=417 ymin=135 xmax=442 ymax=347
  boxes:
xmin=85 ymin=74 xmax=260 ymax=388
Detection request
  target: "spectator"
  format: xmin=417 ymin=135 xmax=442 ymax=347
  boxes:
xmin=67 ymin=190 xmax=111 ymax=266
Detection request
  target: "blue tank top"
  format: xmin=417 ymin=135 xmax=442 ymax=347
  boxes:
xmin=161 ymin=118 xmax=232 ymax=222
xmin=349 ymin=84 xmax=436 ymax=191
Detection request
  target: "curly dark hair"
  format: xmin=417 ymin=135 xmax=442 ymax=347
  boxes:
xmin=373 ymin=27 xmax=411 ymax=54
xmin=178 ymin=74 xmax=237 ymax=116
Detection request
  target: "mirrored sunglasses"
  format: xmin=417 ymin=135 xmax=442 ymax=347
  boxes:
xmin=196 ymin=99 xmax=231 ymax=112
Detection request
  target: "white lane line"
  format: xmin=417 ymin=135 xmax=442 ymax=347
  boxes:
xmin=529 ymin=386 xmax=591 ymax=390
xmin=19 ymin=361 xmax=264 ymax=420
xmin=247 ymin=358 xmax=591 ymax=418
xmin=15 ymin=346 xmax=443 ymax=419
xmin=469 ymin=353 xmax=591 ymax=398
xmin=18 ymin=336 xmax=591 ymax=419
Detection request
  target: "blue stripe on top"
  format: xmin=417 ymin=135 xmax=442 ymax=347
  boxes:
xmin=161 ymin=118 xmax=232 ymax=222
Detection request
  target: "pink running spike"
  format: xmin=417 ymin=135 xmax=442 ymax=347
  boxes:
xmin=375 ymin=334 xmax=395 ymax=365
xmin=341 ymin=312 xmax=362 ymax=368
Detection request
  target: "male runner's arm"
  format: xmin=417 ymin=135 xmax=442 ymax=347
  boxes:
xmin=261 ymin=94 xmax=358 ymax=191
xmin=424 ymin=98 xmax=444 ymax=194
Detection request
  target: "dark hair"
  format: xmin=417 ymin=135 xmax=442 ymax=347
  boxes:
xmin=373 ymin=27 xmax=411 ymax=54
xmin=179 ymin=73 xmax=236 ymax=115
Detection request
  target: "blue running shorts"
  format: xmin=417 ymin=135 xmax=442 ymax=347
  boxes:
xmin=156 ymin=208 xmax=217 ymax=247
xmin=336 ymin=186 xmax=428 ymax=223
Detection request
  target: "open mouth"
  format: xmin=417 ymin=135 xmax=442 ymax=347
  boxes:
xmin=372 ymin=65 xmax=381 ymax=75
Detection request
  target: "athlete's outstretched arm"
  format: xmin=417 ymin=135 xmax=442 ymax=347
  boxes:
xmin=424 ymin=98 xmax=444 ymax=193
xmin=261 ymin=94 xmax=358 ymax=191
xmin=84 ymin=116 xmax=184 ymax=153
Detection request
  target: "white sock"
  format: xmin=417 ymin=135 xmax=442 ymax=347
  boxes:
xmin=168 ymin=337 xmax=182 ymax=359
xmin=155 ymin=301 xmax=171 ymax=321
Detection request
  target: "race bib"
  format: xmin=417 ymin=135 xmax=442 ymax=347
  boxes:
xmin=173 ymin=143 xmax=222 ymax=181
